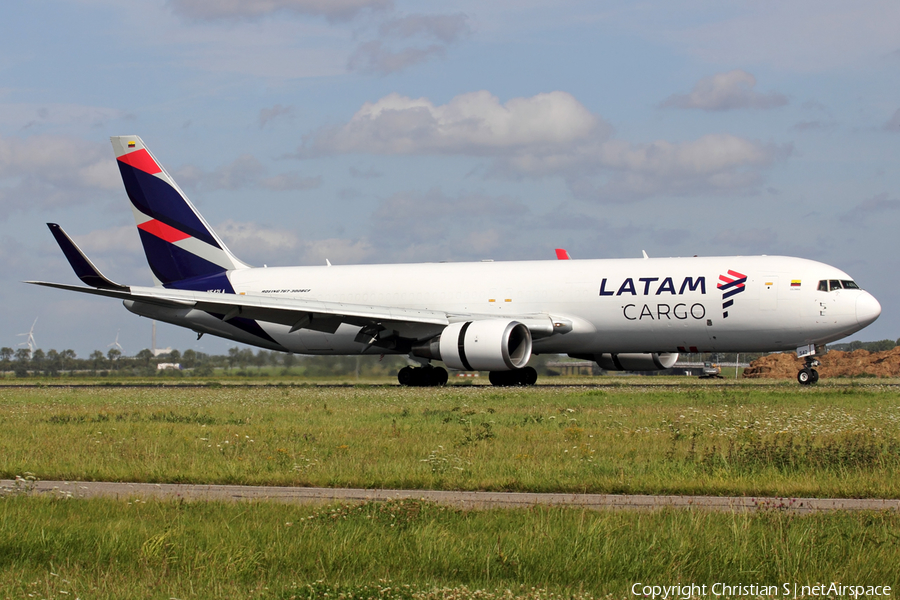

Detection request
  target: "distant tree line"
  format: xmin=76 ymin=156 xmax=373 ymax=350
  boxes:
xmin=0 ymin=345 xmax=582 ymax=379
xmin=2 ymin=338 xmax=896 ymax=379
xmin=827 ymin=339 xmax=899 ymax=352
xmin=0 ymin=346 xmax=427 ymax=378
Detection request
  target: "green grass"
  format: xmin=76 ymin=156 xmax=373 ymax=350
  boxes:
xmin=2 ymin=495 xmax=899 ymax=599
xmin=2 ymin=382 xmax=900 ymax=497
xmin=3 ymin=382 xmax=900 ymax=598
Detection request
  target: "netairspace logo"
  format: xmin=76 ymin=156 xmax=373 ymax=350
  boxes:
xmin=630 ymin=582 xmax=892 ymax=599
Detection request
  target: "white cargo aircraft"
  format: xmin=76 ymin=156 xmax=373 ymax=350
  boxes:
xmin=29 ymin=136 xmax=881 ymax=386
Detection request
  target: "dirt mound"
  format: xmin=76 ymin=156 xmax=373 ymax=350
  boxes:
xmin=743 ymin=347 xmax=900 ymax=379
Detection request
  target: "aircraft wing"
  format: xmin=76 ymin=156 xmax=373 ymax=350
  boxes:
xmin=27 ymin=278 xmax=452 ymax=335
xmin=30 ymin=222 xmax=564 ymax=344
xmin=27 ymin=278 xmax=563 ymax=337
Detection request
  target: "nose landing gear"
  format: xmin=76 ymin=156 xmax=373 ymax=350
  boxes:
xmin=797 ymin=358 xmax=820 ymax=385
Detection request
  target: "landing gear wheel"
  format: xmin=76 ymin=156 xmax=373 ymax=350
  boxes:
xmin=397 ymin=365 xmax=448 ymax=387
xmin=798 ymin=368 xmax=819 ymax=385
xmin=489 ymin=371 xmax=511 ymax=386
xmin=522 ymin=366 xmax=538 ymax=386
xmin=489 ymin=367 xmax=538 ymax=387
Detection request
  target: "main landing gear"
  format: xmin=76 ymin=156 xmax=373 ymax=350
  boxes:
xmin=489 ymin=367 xmax=538 ymax=387
xmin=397 ymin=365 xmax=448 ymax=387
xmin=397 ymin=365 xmax=538 ymax=387
xmin=797 ymin=358 xmax=820 ymax=386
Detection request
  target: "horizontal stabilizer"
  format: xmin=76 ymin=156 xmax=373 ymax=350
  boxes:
xmin=46 ymin=224 xmax=129 ymax=291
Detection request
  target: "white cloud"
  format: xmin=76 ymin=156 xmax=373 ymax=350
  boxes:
xmin=299 ymin=237 xmax=375 ymax=266
xmin=215 ymin=219 xmax=300 ymax=256
xmin=349 ymin=166 xmax=383 ymax=179
xmin=884 ymin=109 xmax=900 ymax=132
xmin=65 ymin=224 xmax=148 ymax=285
xmin=0 ymin=135 xmax=119 ymax=217
xmin=129 ymin=4 xmax=349 ymax=80
xmin=347 ymin=41 xmax=445 ymax=74
xmin=369 ymin=188 xmax=529 ymax=248
xmin=259 ymin=104 xmax=294 ymax=128
xmin=206 ymin=155 xmax=267 ymax=190
xmin=173 ymin=155 xmax=320 ymax=192
xmin=461 ymin=229 xmax=502 ymax=256
xmin=791 ymin=120 xmax=836 ymax=132
xmin=0 ymin=103 xmax=128 ymax=131
xmin=300 ymin=90 xmax=789 ymax=202
xmin=73 ymin=225 xmax=142 ymax=255
xmin=597 ymin=135 xmax=780 ymax=178
xmin=568 ymin=135 xmax=788 ymax=201
xmin=167 ymin=0 xmax=392 ymax=23
xmin=844 ymin=193 xmax=900 ymax=221
xmin=347 ymin=12 xmax=471 ymax=75
xmin=207 ymin=190 xmax=536 ymax=265
xmin=711 ymin=227 xmax=778 ymax=251
xmin=664 ymin=1 xmax=900 ymax=72
xmin=303 ymin=91 xmax=604 ymax=155
xmin=213 ymin=219 xmax=374 ymax=266
xmin=491 ymin=132 xmax=788 ymax=201
xmin=0 ymin=135 xmax=117 ymax=188
xmin=379 ymin=13 xmax=470 ymax=43
xmin=661 ymin=70 xmax=788 ymax=111
xmin=261 ymin=173 xmax=322 ymax=191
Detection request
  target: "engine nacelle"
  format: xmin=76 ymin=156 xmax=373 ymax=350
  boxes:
xmin=414 ymin=320 xmax=533 ymax=371
xmin=575 ymin=352 xmax=678 ymax=371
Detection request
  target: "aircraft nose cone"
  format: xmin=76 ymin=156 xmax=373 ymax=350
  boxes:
xmin=856 ymin=292 xmax=881 ymax=327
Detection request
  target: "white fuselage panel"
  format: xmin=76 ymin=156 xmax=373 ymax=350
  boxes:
xmin=128 ymin=255 xmax=877 ymax=357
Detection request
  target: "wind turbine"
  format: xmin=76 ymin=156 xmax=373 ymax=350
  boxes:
xmin=17 ymin=318 xmax=37 ymax=354
xmin=107 ymin=330 xmax=124 ymax=355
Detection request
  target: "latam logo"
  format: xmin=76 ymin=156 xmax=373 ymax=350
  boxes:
xmin=717 ymin=270 xmax=747 ymax=318
xmin=599 ymin=276 xmax=706 ymax=296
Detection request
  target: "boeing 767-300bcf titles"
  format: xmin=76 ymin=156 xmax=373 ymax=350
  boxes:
xmin=29 ymin=136 xmax=882 ymax=386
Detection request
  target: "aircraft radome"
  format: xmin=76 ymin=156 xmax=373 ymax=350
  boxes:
xmin=29 ymin=136 xmax=882 ymax=386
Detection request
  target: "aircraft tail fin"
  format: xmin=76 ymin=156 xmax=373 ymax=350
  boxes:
xmin=110 ymin=136 xmax=248 ymax=291
xmin=46 ymin=223 xmax=129 ymax=291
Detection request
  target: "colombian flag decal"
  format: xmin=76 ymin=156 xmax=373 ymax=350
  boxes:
xmin=128 ymin=141 xmax=136 ymax=148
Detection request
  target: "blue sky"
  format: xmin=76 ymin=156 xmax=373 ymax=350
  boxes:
xmin=2 ymin=0 xmax=899 ymax=357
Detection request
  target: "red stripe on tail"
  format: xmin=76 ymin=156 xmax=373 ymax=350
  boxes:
xmin=138 ymin=219 xmax=191 ymax=243
xmin=117 ymin=149 xmax=162 ymax=175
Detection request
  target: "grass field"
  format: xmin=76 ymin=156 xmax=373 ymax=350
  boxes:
xmin=1 ymin=380 xmax=899 ymax=498
xmin=2 ymin=379 xmax=900 ymax=598
xmin=2 ymin=493 xmax=900 ymax=599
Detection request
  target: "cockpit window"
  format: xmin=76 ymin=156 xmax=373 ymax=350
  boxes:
xmin=818 ymin=279 xmax=861 ymax=292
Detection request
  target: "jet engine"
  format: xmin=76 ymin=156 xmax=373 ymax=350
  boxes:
xmin=572 ymin=352 xmax=679 ymax=371
xmin=413 ymin=320 xmax=532 ymax=371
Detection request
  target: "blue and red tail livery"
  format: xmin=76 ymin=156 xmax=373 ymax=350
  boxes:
xmin=110 ymin=136 xmax=248 ymax=290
